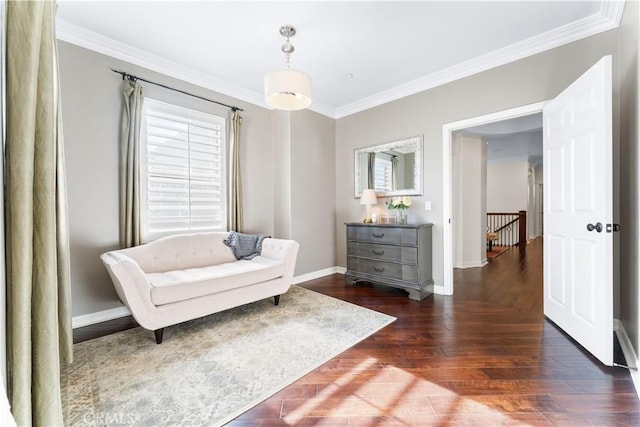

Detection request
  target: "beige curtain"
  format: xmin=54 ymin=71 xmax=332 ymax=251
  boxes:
xmin=392 ymin=156 xmax=399 ymax=190
xmin=119 ymin=80 xmax=143 ymax=247
xmin=228 ymin=110 xmax=244 ymax=232
xmin=367 ymin=152 xmax=376 ymax=189
xmin=5 ymin=1 xmax=73 ymax=425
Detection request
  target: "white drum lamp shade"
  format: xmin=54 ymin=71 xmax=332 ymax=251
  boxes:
xmin=360 ymin=189 xmax=378 ymax=206
xmin=264 ymin=69 xmax=312 ymax=111
xmin=360 ymin=189 xmax=378 ymax=223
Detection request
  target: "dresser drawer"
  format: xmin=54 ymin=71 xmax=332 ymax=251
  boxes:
xmin=348 ymin=242 xmax=417 ymax=264
xmin=355 ymin=226 xmax=402 ymax=244
xmin=357 ymin=258 xmax=418 ymax=282
xmin=350 ymin=226 xmax=419 ymax=246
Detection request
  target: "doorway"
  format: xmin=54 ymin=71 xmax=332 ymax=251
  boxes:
xmin=442 ymin=102 xmax=546 ymax=295
xmin=452 ymin=113 xmax=543 ymax=269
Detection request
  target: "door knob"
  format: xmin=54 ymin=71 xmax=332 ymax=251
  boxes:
xmin=587 ymin=222 xmax=603 ymax=233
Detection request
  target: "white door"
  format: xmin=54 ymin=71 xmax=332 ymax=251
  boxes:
xmin=543 ymin=56 xmax=613 ymax=366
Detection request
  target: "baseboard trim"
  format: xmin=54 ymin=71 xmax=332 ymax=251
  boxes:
xmin=454 ymin=260 xmax=486 ymax=269
xmin=72 ymin=266 xmax=349 ymax=329
xmin=293 ymin=267 xmax=346 ymax=285
xmin=72 ymin=305 xmax=131 ymax=329
xmin=614 ymin=318 xmax=640 ymax=399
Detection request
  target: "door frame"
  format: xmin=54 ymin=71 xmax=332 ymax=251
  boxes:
xmin=441 ymin=101 xmax=547 ymax=294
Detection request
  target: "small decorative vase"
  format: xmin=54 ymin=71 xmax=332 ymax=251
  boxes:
xmin=397 ymin=209 xmax=407 ymax=224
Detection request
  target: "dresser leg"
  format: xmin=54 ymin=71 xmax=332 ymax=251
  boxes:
xmin=408 ymin=287 xmax=432 ymax=301
xmin=344 ymin=276 xmax=357 ymax=286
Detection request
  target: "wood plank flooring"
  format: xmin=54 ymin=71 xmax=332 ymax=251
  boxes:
xmin=230 ymin=238 xmax=638 ymax=426
xmin=74 ymin=237 xmax=639 ymax=426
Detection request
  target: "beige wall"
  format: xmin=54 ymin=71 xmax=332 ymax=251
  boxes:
xmin=0 ymin=0 xmax=6 ymax=386
xmin=58 ymin=41 xmax=335 ymax=318
xmin=272 ymin=110 xmax=291 ymax=239
xmin=618 ymin=0 xmax=640 ymax=364
xmin=335 ymin=29 xmax=619 ymax=294
xmin=270 ymin=108 xmax=337 ymax=275
xmin=291 ymin=111 xmax=337 ymax=275
xmin=452 ymin=134 xmax=487 ymax=268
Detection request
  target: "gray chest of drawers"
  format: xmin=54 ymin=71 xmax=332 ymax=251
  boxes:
xmin=345 ymin=223 xmax=433 ymax=300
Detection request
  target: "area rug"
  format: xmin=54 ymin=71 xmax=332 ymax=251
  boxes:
xmin=61 ymin=286 xmax=396 ymax=426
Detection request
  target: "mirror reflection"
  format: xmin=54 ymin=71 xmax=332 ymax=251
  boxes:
xmin=354 ymin=136 xmax=423 ymax=198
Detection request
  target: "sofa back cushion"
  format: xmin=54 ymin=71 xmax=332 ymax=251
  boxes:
xmin=119 ymin=232 xmax=237 ymax=273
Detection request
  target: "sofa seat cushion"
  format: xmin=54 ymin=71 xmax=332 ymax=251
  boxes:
xmin=147 ymin=256 xmax=285 ymax=306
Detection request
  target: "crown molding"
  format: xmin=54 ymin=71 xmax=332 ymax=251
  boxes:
xmin=56 ymin=20 xmax=267 ymax=109
xmin=303 ymin=99 xmax=336 ymax=118
xmin=334 ymin=1 xmax=625 ymax=119
xmin=56 ymin=19 xmax=337 ymax=117
xmin=56 ymin=0 xmax=624 ymax=120
xmin=601 ymin=0 xmax=626 ymax=27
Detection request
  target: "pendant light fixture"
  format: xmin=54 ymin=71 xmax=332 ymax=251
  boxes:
xmin=264 ymin=25 xmax=312 ymax=111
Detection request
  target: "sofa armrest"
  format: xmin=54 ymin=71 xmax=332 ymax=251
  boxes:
xmin=100 ymin=252 xmax=158 ymax=328
xmin=261 ymin=238 xmax=300 ymax=280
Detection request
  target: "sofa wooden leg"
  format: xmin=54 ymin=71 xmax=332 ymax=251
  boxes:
xmin=154 ymin=328 xmax=164 ymax=344
xmin=274 ymin=295 xmax=280 ymax=306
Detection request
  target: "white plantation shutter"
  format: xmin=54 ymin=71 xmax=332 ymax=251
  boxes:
xmin=374 ymin=157 xmax=393 ymax=192
xmin=141 ymin=99 xmax=226 ymax=239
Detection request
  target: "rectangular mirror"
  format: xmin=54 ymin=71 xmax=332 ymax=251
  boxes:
xmin=354 ymin=135 xmax=423 ymax=198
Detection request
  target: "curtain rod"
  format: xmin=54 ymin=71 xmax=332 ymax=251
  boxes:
xmin=110 ymin=69 xmax=244 ymax=112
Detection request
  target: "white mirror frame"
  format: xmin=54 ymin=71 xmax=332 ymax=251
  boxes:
xmin=354 ymin=135 xmax=423 ymax=198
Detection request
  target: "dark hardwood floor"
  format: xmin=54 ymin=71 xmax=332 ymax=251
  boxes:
xmin=75 ymin=238 xmax=639 ymax=426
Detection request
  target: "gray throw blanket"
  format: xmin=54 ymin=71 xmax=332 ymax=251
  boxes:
xmin=223 ymin=232 xmax=270 ymax=260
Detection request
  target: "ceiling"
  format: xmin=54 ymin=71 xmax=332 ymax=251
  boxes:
xmin=459 ymin=113 xmax=543 ymax=165
xmin=56 ymin=1 xmax=624 ymax=118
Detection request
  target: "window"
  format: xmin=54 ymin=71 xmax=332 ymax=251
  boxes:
xmin=374 ymin=157 xmax=393 ymax=192
xmin=141 ymin=99 xmax=226 ymax=240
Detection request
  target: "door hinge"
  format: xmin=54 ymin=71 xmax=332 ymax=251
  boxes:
xmin=606 ymin=223 xmax=621 ymax=233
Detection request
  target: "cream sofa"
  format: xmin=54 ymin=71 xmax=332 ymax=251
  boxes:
xmin=100 ymin=232 xmax=299 ymax=343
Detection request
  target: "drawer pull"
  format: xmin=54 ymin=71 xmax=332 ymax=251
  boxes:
xmin=372 ymin=233 xmax=385 ymax=239
xmin=373 ymin=266 xmax=385 ymax=273
xmin=372 ymin=249 xmax=385 ymax=256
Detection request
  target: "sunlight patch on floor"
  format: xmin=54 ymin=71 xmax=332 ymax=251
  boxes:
xmin=282 ymin=358 xmax=536 ymax=425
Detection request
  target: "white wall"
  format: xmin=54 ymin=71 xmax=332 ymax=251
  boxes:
xmin=486 ymin=160 xmax=528 ymax=213
xmin=452 ymin=137 xmax=463 ymax=267
xmin=527 ymin=166 xmax=534 ymax=238
xmin=535 ymin=164 xmax=544 ymax=236
xmin=486 ymin=160 xmax=530 ymax=243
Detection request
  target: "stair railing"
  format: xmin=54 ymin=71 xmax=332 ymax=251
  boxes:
xmin=487 ymin=210 xmax=527 ymax=252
